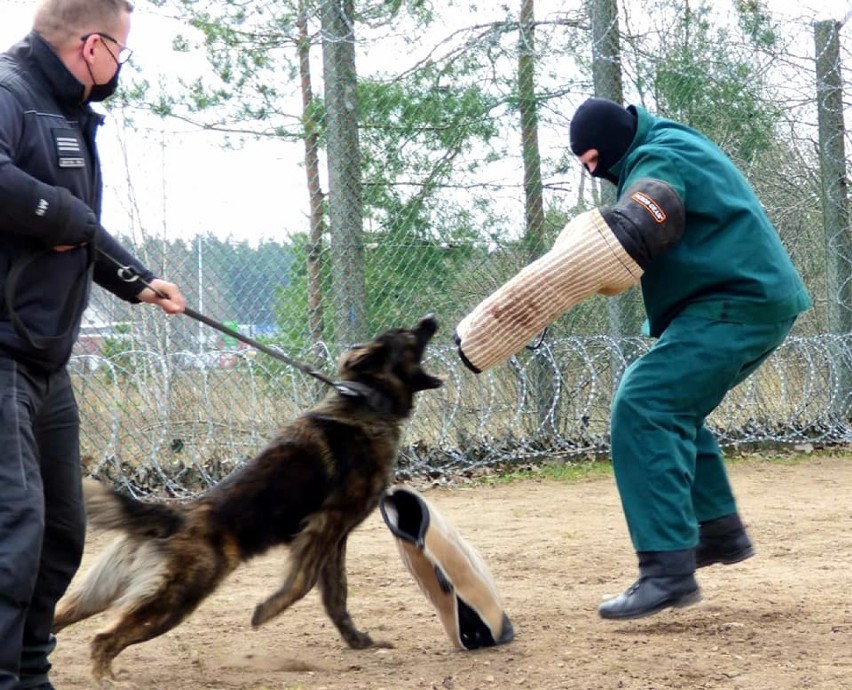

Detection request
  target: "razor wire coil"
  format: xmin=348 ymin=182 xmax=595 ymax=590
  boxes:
xmin=73 ymin=333 xmax=852 ymax=498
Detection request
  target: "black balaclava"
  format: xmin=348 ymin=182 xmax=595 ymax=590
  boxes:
xmin=569 ymin=97 xmax=637 ymax=185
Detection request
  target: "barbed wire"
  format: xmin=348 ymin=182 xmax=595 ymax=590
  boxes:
xmin=72 ymin=334 xmax=852 ymax=498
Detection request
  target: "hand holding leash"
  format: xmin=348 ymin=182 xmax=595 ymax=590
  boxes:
xmin=136 ymin=278 xmax=186 ymax=315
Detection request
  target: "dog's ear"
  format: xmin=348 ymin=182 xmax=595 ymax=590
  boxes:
xmin=342 ymin=341 xmax=388 ymax=373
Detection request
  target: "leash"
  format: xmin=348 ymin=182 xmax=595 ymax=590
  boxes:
xmin=96 ymin=248 xmax=364 ymax=399
xmin=525 ymin=327 xmax=548 ymax=351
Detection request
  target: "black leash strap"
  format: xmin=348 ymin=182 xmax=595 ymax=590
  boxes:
xmin=96 ymin=248 xmax=362 ymax=398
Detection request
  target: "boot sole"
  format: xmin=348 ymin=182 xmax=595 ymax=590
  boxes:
xmin=696 ymin=546 xmax=755 ymax=569
xmin=599 ymin=588 xmax=703 ymax=621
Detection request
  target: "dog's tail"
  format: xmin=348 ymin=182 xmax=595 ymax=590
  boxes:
xmin=83 ymin=478 xmax=184 ymax=538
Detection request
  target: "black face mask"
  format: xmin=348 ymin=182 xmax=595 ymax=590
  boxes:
xmin=86 ymin=64 xmax=122 ymax=103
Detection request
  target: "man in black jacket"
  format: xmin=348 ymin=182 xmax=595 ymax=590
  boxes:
xmin=0 ymin=1 xmax=185 ymax=687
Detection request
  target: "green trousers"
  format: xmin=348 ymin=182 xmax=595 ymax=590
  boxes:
xmin=610 ymin=314 xmax=796 ymax=553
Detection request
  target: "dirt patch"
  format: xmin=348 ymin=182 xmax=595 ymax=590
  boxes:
xmin=52 ymin=455 xmax=852 ymax=690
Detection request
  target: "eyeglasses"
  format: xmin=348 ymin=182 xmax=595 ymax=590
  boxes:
xmin=80 ymin=32 xmax=133 ymax=65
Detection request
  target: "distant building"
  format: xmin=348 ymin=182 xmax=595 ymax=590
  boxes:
xmin=73 ymin=304 xmax=131 ymax=356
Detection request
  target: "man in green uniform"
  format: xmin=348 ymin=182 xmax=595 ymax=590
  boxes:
xmin=454 ymin=97 xmax=810 ymax=620
xmin=573 ymin=97 xmax=810 ymax=619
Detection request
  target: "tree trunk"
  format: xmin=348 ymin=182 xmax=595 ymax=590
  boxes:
xmin=322 ymin=0 xmax=367 ymax=345
xmin=518 ymin=0 xmax=555 ymax=436
xmin=589 ymin=0 xmax=641 ymax=396
xmin=814 ymin=20 xmax=852 ymax=418
xmin=298 ymin=1 xmax=325 ymax=350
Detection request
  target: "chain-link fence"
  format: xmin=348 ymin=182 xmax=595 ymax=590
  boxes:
xmin=58 ymin=0 xmax=852 ymax=495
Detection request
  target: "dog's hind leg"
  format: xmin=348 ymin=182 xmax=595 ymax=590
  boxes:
xmin=90 ymin=596 xmax=197 ymax=681
xmin=318 ymin=536 xmax=382 ymax=649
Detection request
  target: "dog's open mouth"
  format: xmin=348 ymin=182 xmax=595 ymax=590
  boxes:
xmin=412 ymin=315 xmax=442 ymax=391
xmin=336 ymin=315 xmax=444 ymax=400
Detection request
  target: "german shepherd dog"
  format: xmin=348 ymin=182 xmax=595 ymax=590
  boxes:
xmin=53 ymin=315 xmax=442 ymax=681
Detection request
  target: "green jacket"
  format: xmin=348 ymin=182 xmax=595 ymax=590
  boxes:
xmin=610 ymin=106 xmax=811 ymax=337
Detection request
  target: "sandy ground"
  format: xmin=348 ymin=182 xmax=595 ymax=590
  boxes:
xmin=51 ymin=454 xmax=852 ymax=690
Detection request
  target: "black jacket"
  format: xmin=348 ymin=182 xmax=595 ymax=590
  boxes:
xmin=0 ymin=32 xmax=154 ymax=372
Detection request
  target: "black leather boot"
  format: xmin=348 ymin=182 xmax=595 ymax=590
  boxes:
xmin=696 ymin=513 xmax=754 ymax=568
xmin=598 ymin=549 xmax=702 ymax=621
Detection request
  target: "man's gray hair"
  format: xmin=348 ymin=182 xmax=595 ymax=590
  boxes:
xmin=33 ymin=0 xmax=134 ymax=45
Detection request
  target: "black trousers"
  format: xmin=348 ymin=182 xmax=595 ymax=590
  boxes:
xmin=0 ymin=355 xmax=85 ymax=690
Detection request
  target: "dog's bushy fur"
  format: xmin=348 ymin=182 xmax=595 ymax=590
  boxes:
xmin=54 ymin=316 xmax=442 ymax=680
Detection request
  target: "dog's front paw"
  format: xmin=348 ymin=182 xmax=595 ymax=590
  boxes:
xmin=92 ymin=668 xmax=119 ymax=687
xmin=251 ymin=602 xmax=273 ymax=628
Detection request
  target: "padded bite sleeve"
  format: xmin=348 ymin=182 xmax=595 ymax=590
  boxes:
xmin=454 ymin=208 xmax=644 ymax=372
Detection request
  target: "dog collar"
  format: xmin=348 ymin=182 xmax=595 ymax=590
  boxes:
xmin=334 ymin=381 xmax=396 ymax=416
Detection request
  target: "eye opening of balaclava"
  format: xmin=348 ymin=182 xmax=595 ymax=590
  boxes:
xmin=569 ymin=97 xmax=637 ymax=184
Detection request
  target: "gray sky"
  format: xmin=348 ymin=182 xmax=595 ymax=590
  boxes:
xmin=1 ymin=0 xmax=304 ymax=246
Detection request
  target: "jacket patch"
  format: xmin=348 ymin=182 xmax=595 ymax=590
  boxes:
xmin=53 ymin=128 xmax=86 ymax=169
xmin=630 ymin=191 xmax=667 ymax=223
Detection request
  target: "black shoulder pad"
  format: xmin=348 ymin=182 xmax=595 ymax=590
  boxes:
xmin=600 ymin=178 xmax=685 ymax=269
